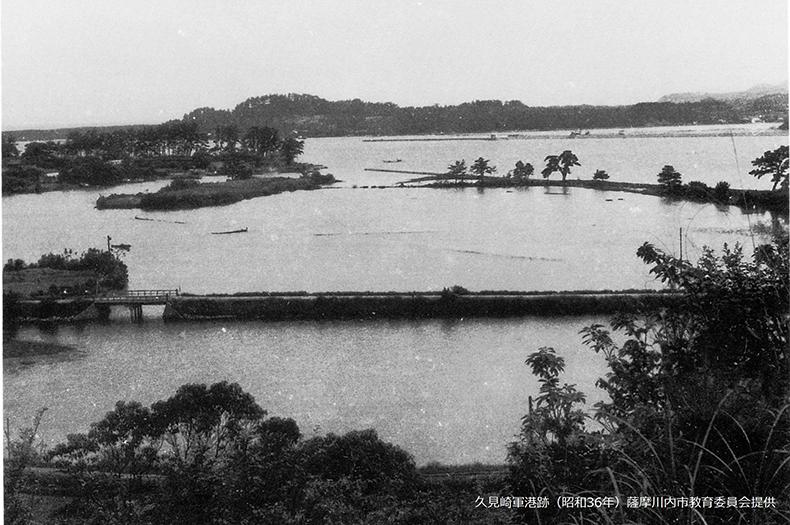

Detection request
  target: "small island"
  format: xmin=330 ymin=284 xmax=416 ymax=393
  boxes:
xmin=96 ymin=170 xmax=336 ymax=210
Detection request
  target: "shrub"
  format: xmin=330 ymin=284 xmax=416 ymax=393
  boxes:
xmin=684 ymin=180 xmax=710 ymax=200
xmin=713 ymin=180 xmax=730 ymax=202
xmin=509 ymin=234 xmax=790 ymax=523
xmin=593 ymin=169 xmax=610 ymax=181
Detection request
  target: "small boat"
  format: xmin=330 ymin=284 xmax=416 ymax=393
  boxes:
xmin=211 ymin=227 xmax=248 ymax=235
xmin=382 ymin=159 xmax=403 ymax=163
xmin=111 ymin=243 xmax=131 ymax=251
xmin=135 ymin=216 xmax=155 ymax=221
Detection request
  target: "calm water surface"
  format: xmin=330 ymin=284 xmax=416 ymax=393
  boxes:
xmin=3 ymin=129 xmax=786 ymax=464
xmin=5 ymin=317 xmax=608 ymax=465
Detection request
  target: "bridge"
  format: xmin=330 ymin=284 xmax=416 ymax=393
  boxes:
xmin=93 ymin=289 xmax=180 ymax=322
xmin=94 ymin=289 xmax=180 ymax=305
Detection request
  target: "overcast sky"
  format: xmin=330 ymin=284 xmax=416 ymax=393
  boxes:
xmin=2 ymin=0 xmax=787 ymax=129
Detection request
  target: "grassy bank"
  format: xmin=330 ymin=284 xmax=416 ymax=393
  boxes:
xmin=96 ymin=172 xmax=336 ymax=210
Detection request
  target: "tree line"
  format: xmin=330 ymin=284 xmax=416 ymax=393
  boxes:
xmin=438 ymin=145 xmax=788 ymax=209
xmin=177 ymin=93 xmax=787 ymax=137
xmin=1 ymin=121 xmax=306 ymax=194
xmin=6 ymin=92 xmax=785 ymax=144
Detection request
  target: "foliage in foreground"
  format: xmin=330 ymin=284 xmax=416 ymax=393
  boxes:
xmin=6 ymin=381 xmax=508 ymax=524
xmin=509 ymin=234 xmax=789 ymax=524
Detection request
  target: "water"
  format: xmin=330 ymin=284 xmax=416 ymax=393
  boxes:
xmin=304 ymin=126 xmax=787 ymax=190
xmin=4 ymin=316 xmax=608 ymax=465
xmin=3 ymin=128 xmax=786 ymax=464
xmin=2 ymin=132 xmax=781 ymax=293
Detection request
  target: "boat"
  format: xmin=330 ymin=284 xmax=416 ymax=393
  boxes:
xmin=111 ymin=243 xmax=131 ymax=250
xmin=382 ymin=159 xmax=403 ymax=163
xmin=211 ymin=227 xmax=248 ymax=235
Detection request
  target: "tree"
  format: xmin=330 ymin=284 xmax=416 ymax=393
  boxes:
xmin=470 ymin=157 xmax=496 ymax=181
xmin=713 ymin=180 xmax=730 ymax=202
xmin=244 ymin=126 xmax=280 ymax=158
xmin=149 ymin=381 xmax=266 ymax=466
xmin=220 ymin=156 xmax=253 ymax=179
xmin=556 ymin=150 xmax=580 ymax=180
xmin=749 ymin=145 xmax=788 ymax=191
xmin=541 ymin=155 xmax=560 ymax=180
xmin=445 ymin=159 xmax=467 ymax=183
xmin=20 ymin=141 xmax=60 ymax=169
xmin=59 ymin=157 xmax=123 ymax=186
xmin=214 ymin=125 xmax=239 ymax=153
xmin=2 ymin=133 xmax=19 ymax=159
xmin=79 ymin=401 xmax=159 ymax=478
xmin=657 ymin=164 xmax=682 ymax=194
xmin=279 ymin=136 xmax=305 ymax=165
xmin=592 ymin=169 xmax=609 ymax=181
xmin=512 ymin=160 xmax=534 ymax=181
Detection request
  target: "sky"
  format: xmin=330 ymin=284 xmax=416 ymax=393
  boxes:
xmin=1 ymin=0 xmax=787 ymax=130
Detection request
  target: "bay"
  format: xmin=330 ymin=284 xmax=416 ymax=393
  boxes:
xmin=3 ymin=127 xmax=786 ymax=464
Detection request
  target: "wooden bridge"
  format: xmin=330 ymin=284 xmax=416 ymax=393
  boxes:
xmin=94 ymin=289 xmax=180 ymax=305
xmin=93 ymin=289 xmax=180 ymax=322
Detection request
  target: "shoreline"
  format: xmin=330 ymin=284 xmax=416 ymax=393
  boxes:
xmin=362 ymin=128 xmax=787 ymax=142
xmin=360 ymin=170 xmax=789 ymax=216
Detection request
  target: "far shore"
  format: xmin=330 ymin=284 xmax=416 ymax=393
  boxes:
xmin=361 ymin=125 xmax=787 ymax=142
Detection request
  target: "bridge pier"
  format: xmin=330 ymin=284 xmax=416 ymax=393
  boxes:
xmin=128 ymin=304 xmax=143 ymax=323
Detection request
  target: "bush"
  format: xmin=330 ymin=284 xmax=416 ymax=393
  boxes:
xmin=509 ymin=234 xmax=790 ymax=524
xmin=593 ymin=169 xmax=609 ymax=181
xmin=59 ymin=156 xmax=123 ymax=186
xmin=713 ymin=180 xmax=730 ymax=202
xmin=684 ymin=180 xmax=710 ymax=200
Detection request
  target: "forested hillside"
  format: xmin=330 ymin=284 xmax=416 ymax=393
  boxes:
xmin=8 ymin=91 xmax=787 ymax=141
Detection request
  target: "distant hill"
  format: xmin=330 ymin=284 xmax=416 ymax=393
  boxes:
xmin=658 ymin=82 xmax=788 ymax=103
xmin=7 ymin=89 xmax=788 ymax=141
xmin=179 ymin=92 xmax=788 ymax=137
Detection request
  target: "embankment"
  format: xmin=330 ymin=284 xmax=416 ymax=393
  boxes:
xmin=163 ymin=291 xmax=682 ymax=321
xmin=10 ymin=299 xmax=107 ymax=322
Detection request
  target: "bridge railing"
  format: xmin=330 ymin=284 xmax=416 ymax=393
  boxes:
xmin=122 ymin=289 xmax=180 ymax=298
xmin=96 ymin=289 xmax=180 ymax=301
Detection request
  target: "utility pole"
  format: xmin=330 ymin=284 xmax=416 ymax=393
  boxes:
xmin=679 ymin=228 xmax=683 ymax=262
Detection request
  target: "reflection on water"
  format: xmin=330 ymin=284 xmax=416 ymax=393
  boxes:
xmin=5 ymin=317 xmax=609 ymax=465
